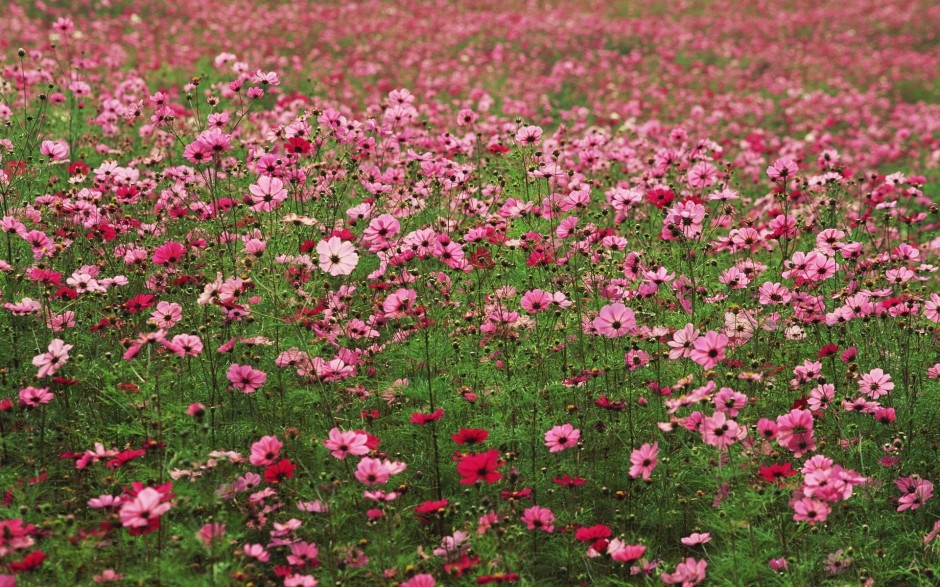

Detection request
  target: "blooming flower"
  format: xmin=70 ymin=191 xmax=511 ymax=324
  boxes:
xmin=317 ymin=236 xmax=359 ymax=276
xmin=544 ymin=424 xmax=580 ymax=452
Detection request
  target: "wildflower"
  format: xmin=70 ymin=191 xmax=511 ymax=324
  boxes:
xmin=317 ymin=236 xmax=359 ymax=276
xmin=520 ymin=506 xmax=555 ymax=532
xmin=264 ymin=459 xmax=297 ymax=484
xmin=690 ymin=331 xmax=728 ymax=369
xmin=248 ymin=175 xmax=288 ymax=212
xmin=544 ymin=424 xmax=580 ymax=452
xmin=628 ymin=442 xmax=659 ymax=480
xmin=249 ymin=436 xmax=283 ymax=466
xmin=791 ymin=497 xmax=830 ymax=524
xmin=32 ymin=339 xmax=73 ymax=378
xmin=680 ymin=533 xmax=711 ymax=546
xmin=119 ymin=487 xmax=172 ymax=529
xmin=457 ymin=450 xmax=504 ymax=484
xmin=593 ymin=303 xmax=636 ymax=338
xmin=452 ymin=428 xmax=489 ymax=445
xmin=661 ymin=557 xmax=707 ymax=586
xmin=767 ymin=158 xmax=798 ymax=182
xmin=227 ymin=364 xmax=267 ymax=394
xmin=323 ymin=429 xmax=370 ymax=459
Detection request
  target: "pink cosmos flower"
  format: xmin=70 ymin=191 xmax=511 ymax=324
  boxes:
xmin=119 ymin=487 xmax=172 ymax=528
xmin=182 ymin=139 xmax=213 ymax=164
xmin=32 ymin=338 xmax=73 ymax=378
xmin=248 ymin=176 xmax=288 ymax=212
xmin=227 ymin=364 xmax=267 ymax=394
xmin=607 ymin=539 xmax=647 ymax=563
xmin=791 ymin=497 xmax=830 ymax=524
xmin=323 ymin=428 xmax=370 ymax=459
xmin=515 ymin=125 xmax=543 ymax=145
xmin=197 ymin=523 xmax=226 ymax=546
xmin=776 ymin=409 xmax=816 ymax=457
xmin=382 ymin=288 xmax=416 ymax=318
xmin=680 ymin=532 xmax=711 ymax=546
xmin=40 ymin=140 xmax=68 ymax=161
xmin=520 ymin=506 xmax=555 ymax=532
xmin=243 ymin=543 xmax=270 ymax=562
xmin=858 ymin=368 xmax=894 ymax=399
xmin=897 ymin=477 xmax=933 ymax=511
xmin=701 ymin=411 xmax=742 ymax=449
xmin=690 ymin=331 xmax=728 ymax=369
xmin=400 ymin=574 xmax=436 ymax=587
xmin=249 ymin=436 xmax=283 ymax=466
xmin=629 ymin=442 xmax=659 ymax=480
xmin=593 ymin=303 xmax=636 ymax=338
xmin=355 ymin=457 xmax=393 ymax=486
xmin=544 ymin=423 xmax=580 ymax=452
xmin=686 ymin=162 xmax=718 ymax=189
xmin=93 ymin=570 xmax=125 ymax=583
xmin=521 ymin=289 xmax=554 ymax=313
xmin=925 ymin=293 xmax=940 ymax=323
xmin=661 ymin=557 xmax=707 ymax=586
xmin=171 ymin=334 xmax=203 ymax=356
xmin=19 ymin=386 xmax=54 ymax=407
xmin=150 ymin=302 xmax=183 ymax=329
xmin=767 ymin=158 xmax=798 ymax=182
xmin=667 ymin=324 xmax=700 ymax=360
xmin=317 ymin=236 xmax=359 ymax=276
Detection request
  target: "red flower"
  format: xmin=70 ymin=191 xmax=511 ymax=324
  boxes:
xmin=477 ymin=573 xmax=520 ymax=584
xmin=444 ymin=554 xmax=480 ymax=577
xmin=500 ymin=488 xmax=532 ymax=501
xmin=410 ymin=409 xmax=445 ymax=425
xmin=575 ymin=524 xmax=611 ymax=542
xmin=646 ymin=187 xmax=675 ymax=209
xmin=9 ymin=549 xmax=47 ymax=573
xmin=553 ymin=474 xmax=587 ymax=487
xmin=759 ymin=463 xmax=798 ymax=483
xmin=106 ymin=449 xmax=147 ymax=470
xmin=69 ymin=161 xmax=90 ymax=176
xmin=264 ymin=459 xmax=297 ymax=484
xmin=817 ymin=343 xmax=840 ymax=359
xmin=457 ymin=450 xmax=504 ymax=485
xmin=124 ymin=294 xmax=156 ymax=314
xmin=284 ymin=137 xmax=312 ymax=155
xmin=452 ymin=428 xmax=488 ymax=445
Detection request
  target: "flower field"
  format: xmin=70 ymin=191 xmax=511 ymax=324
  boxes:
xmin=1 ymin=0 xmax=940 ymax=584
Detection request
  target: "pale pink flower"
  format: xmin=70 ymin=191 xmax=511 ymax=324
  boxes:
xmin=317 ymin=236 xmax=359 ymax=276
xmin=32 ymin=338 xmax=73 ymax=378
